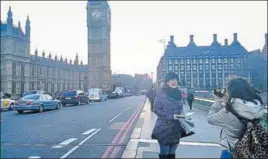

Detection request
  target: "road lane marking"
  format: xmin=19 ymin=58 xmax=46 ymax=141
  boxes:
xmin=124 ymin=107 xmax=130 ymax=111
xmin=28 ymin=156 xmax=41 ymax=159
xmin=109 ymin=103 xmax=144 ymax=158
xmin=82 ymin=128 xmax=97 ymax=135
xmin=60 ymin=128 xmax=101 ymax=159
xmin=52 ymin=138 xmax=77 ymax=148
xmin=109 ymin=113 xmax=122 ymax=122
xmin=102 ymin=102 xmax=145 ymax=158
xmin=131 ymin=139 xmax=221 ymax=147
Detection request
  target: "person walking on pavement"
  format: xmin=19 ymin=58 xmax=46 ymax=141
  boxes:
xmin=182 ymin=91 xmax=187 ymax=104
xmin=151 ymin=72 xmax=183 ymax=159
xmin=146 ymin=86 xmax=156 ymax=112
xmin=187 ymin=90 xmax=195 ymax=110
xmin=207 ymin=77 xmax=266 ymax=159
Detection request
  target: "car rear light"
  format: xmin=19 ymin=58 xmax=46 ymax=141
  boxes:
xmin=26 ymin=101 xmax=33 ymax=105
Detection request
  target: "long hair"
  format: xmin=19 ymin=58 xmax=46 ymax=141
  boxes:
xmin=225 ymin=77 xmax=264 ymax=112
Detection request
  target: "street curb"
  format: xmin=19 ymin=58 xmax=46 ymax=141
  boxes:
xmin=121 ymin=99 xmax=149 ymax=158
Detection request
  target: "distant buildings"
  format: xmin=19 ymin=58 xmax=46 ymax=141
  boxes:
xmin=111 ymin=73 xmax=153 ymax=92
xmin=157 ymin=33 xmax=267 ymax=91
xmin=1 ymin=1 xmax=112 ymax=97
xmin=1 ymin=7 xmax=88 ymax=97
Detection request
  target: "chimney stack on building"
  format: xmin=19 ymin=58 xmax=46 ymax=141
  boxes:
xmin=233 ymin=33 xmax=238 ymax=42
xmin=224 ymin=39 xmax=228 ymax=46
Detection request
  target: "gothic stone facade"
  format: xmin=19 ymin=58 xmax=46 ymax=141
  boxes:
xmin=1 ymin=7 xmax=88 ymax=97
xmin=87 ymin=0 xmax=112 ymax=91
xmin=157 ymin=33 xmax=254 ymax=90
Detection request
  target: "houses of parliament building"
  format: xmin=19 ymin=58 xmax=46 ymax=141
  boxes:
xmin=157 ymin=33 xmax=267 ymax=90
xmin=1 ymin=0 xmax=112 ymax=97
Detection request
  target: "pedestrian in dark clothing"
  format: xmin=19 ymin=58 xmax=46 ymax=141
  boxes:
xmin=187 ymin=91 xmax=195 ymax=110
xmin=146 ymin=87 xmax=156 ymax=112
xmin=151 ymin=72 xmax=183 ymax=159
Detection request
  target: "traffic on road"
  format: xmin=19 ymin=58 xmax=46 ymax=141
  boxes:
xmin=1 ymin=93 xmax=146 ymax=158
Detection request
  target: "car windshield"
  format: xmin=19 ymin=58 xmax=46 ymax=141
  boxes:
xmin=22 ymin=94 xmax=39 ymax=100
xmin=23 ymin=91 xmax=37 ymax=97
xmin=62 ymin=91 xmax=76 ymax=97
xmin=88 ymin=89 xmax=100 ymax=96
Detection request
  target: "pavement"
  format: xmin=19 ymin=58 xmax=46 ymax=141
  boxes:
xmin=1 ymin=95 xmax=146 ymax=158
xmin=122 ymin=100 xmax=223 ymax=158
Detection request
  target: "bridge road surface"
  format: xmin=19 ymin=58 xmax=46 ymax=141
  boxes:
xmin=1 ymin=96 xmax=146 ymax=158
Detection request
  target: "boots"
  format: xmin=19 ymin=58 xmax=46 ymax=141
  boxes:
xmin=159 ymin=154 xmax=168 ymax=159
xmin=168 ymin=154 xmax=176 ymax=159
xmin=159 ymin=154 xmax=175 ymax=159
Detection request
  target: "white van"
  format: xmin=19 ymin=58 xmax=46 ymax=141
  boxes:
xmin=88 ymin=88 xmax=107 ymax=102
xmin=115 ymin=87 xmax=125 ymax=98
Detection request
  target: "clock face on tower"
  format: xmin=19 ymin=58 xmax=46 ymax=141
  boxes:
xmin=91 ymin=9 xmax=102 ymax=20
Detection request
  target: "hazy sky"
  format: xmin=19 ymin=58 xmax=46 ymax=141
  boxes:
xmin=1 ymin=1 xmax=267 ymax=77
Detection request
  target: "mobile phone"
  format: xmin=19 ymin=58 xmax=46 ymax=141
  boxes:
xmin=213 ymin=88 xmax=226 ymax=98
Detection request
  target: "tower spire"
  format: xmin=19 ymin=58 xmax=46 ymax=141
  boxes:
xmin=25 ymin=15 xmax=31 ymax=38
xmin=7 ymin=6 xmax=13 ymax=27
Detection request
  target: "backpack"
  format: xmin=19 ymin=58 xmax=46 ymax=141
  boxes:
xmin=230 ymin=108 xmax=268 ymax=159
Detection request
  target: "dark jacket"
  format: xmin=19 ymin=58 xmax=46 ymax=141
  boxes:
xmin=151 ymin=91 xmax=184 ymax=145
xmin=187 ymin=92 xmax=194 ymax=100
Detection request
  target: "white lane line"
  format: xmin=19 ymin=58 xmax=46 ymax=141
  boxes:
xmin=109 ymin=113 xmax=122 ymax=122
xmin=52 ymin=138 xmax=77 ymax=148
xmin=124 ymin=107 xmax=130 ymax=111
xmin=82 ymin=128 xmax=97 ymax=135
xmin=28 ymin=156 xmax=41 ymax=159
xmin=131 ymin=139 xmax=221 ymax=147
xmin=60 ymin=128 xmax=101 ymax=159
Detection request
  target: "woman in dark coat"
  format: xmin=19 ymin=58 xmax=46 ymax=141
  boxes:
xmin=152 ymin=72 xmax=183 ymax=159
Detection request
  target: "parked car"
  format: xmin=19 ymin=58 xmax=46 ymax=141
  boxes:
xmin=60 ymin=90 xmax=89 ymax=106
xmin=22 ymin=90 xmax=46 ymax=97
xmin=54 ymin=91 xmax=62 ymax=100
xmin=88 ymin=88 xmax=108 ymax=102
xmin=13 ymin=94 xmax=61 ymax=114
xmin=107 ymin=92 xmax=119 ymax=99
xmin=0 ymin=92 xmax=15 ymax=111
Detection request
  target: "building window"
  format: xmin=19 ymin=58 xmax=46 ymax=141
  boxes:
xmin=212 ymin=65 xmax=216 ymax=70
xmin=212 ymin=59 xmax=215 ymax=63
xmin=186 ymin=59 xmax=190 ymax=64
xmin=230 ymin=58 xmax=234 ymax=63
xmin=199 ymin=59 xmax=203 ymax=63
xmin=12 ymin=61 xmax=16 ymax=80
xmin=186 ymin=65 xmax=191 ymax=71
xmin=168 ymin=66 xmax=172 ymax=71
xmin=169 ymin=60 xmax=172 ymax=64
xmin=180 ymin=60 xmax=184 ymax=64
xmin=205 ymin=59 xmax=209 ymax=64
xmin=218 ymin=65 xmax=222 ymax=70
xmin=193 ymin=65 xmax=197 ymax=70
xmin=175 ymin=65 xmax=178 ymax=70
xmin=175 ymin=60 xmax=178 ymax=64
xmin=199 ymin=65 xmax=203 ymax=70
xmin=224 ymin=58 xmax=228 ymax=63
xmin=193 ymin=59 xmax=196 ymax=64
xmin=12 ymin=82 xmax=16 ymax=94
xmin=218 ymin=59 xmax=222 ymax=63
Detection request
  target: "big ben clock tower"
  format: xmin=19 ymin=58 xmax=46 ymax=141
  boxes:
xmin=87 ymin=0 xmax=111 ymax=91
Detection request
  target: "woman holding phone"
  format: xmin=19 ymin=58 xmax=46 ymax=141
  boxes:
xmin=207 ymin=77 xmax=265 ymax=159
xmin=151 ymin=72 xmax=183 ymax=159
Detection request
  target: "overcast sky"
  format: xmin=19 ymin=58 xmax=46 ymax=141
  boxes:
xmin=1 ymin=1 xmax=267 ymax=78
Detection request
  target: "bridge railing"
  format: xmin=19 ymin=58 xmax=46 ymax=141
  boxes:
xmin=194 ymin=97 xmax=268 ymax=131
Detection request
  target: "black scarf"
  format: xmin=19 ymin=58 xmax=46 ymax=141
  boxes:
xmin=162 ymin=84 xmax=182 ymax=101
